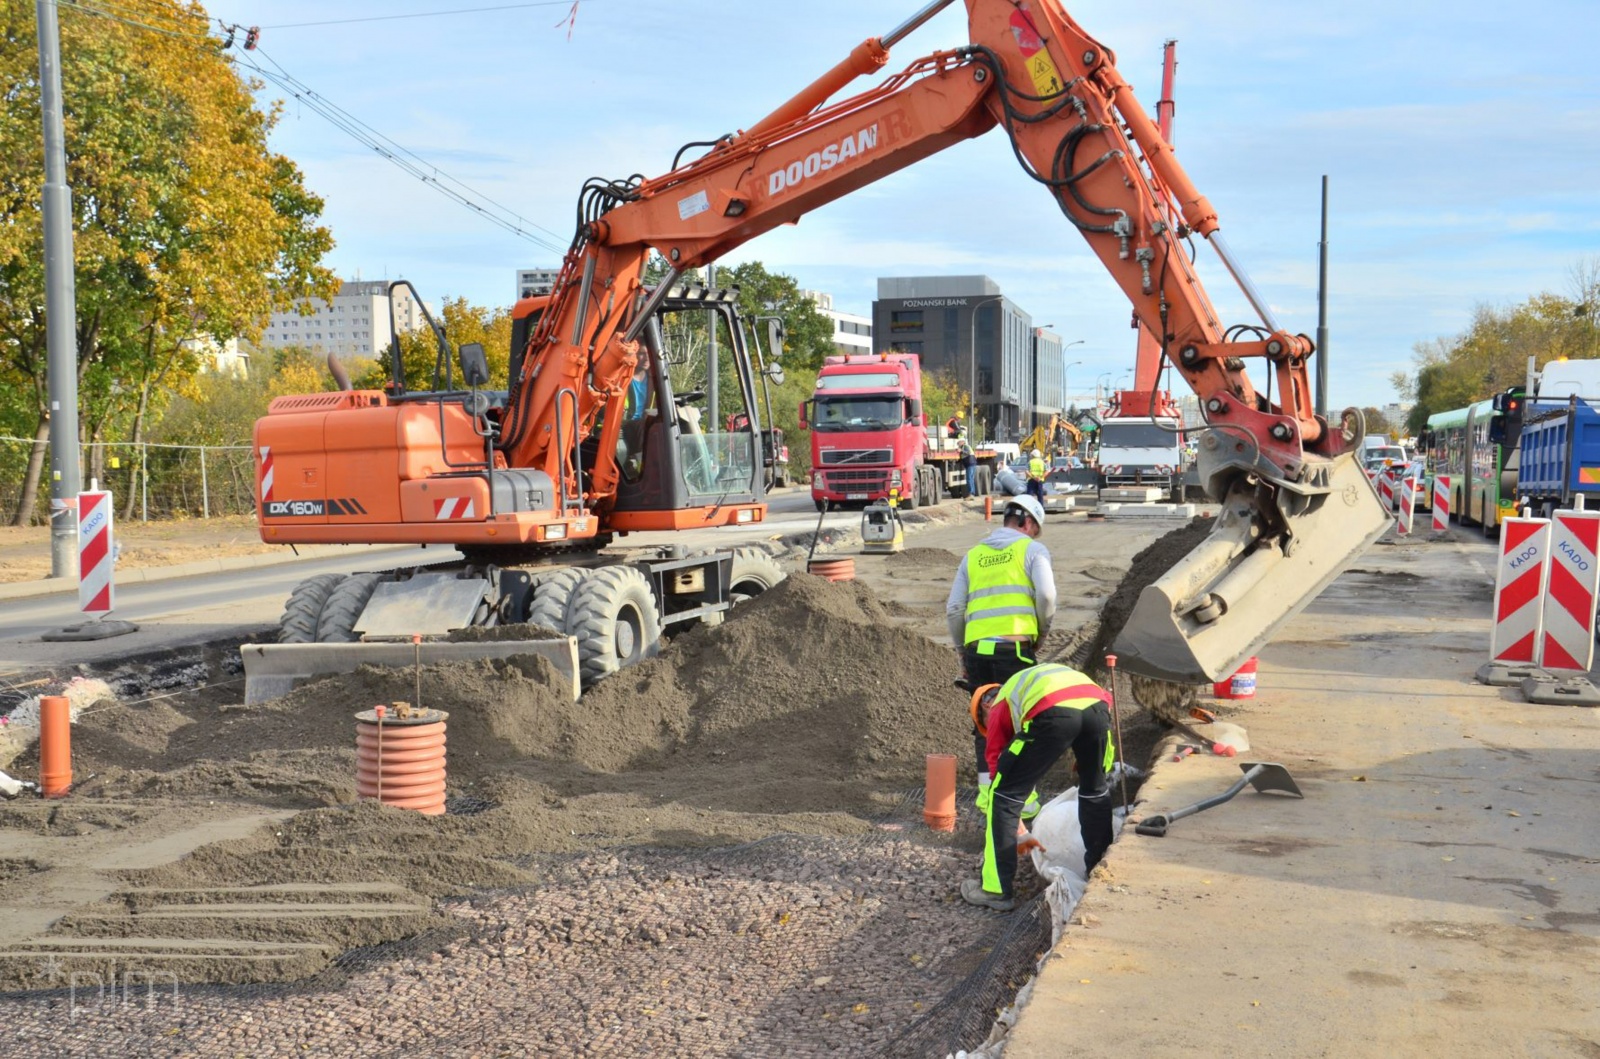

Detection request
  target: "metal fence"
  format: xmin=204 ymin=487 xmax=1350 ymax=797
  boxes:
xmin=0 ymin=437 xmax=256 ymax=523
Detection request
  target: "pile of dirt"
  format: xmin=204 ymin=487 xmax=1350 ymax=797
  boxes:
xmin=884 ymin=546 xmax=961 ymax=568
xmin=16 ymin=574 xmax=978 ymax=983
xmin=1091 ymin=514 xmax=1216 ymax=660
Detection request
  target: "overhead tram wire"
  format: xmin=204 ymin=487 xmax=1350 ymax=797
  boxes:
xmin=57 ymin=0 xmax=570 ymax=254
xmin=261 ymin=2 xmax=588 ymax=31
xmin=235 ymin=47 xmax=570 ymax=253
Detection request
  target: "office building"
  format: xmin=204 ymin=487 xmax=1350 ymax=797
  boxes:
xmin=259 ymin=280 xmax=426 ymax=360
xmin=517 ymin=268 xmax=561 ymax=300
xmin=872 ymin=275 xmax=1037 ymax=441
xmin=801 ymin=289 xmax=872 ymax=357
xmin=1032 ymin=328 xmax=1065 ymax=422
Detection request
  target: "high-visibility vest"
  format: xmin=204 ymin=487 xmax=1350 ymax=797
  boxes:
xmin=1028 ymin=457 xmax=1046 ymax=480
xmin=963 ymin=538 xmax=1037 ymax=642
xmin=998 ymin=664 xmax=1111 ymax=732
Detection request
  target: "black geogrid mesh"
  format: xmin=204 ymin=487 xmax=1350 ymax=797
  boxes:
xmin=0 ymin=786 xmax=1067 ymax=1058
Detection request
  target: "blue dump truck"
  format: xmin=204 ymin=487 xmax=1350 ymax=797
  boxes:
xmin=1513 ymin=395 xmax=1600 ymax=517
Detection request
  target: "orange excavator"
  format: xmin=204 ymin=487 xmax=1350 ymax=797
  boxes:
xmin=253 ymin=0 xmax=1387 ymax=685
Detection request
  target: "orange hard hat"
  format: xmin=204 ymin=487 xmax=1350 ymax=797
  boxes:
xmin=969 ymin=682 xmax=1002 ymax=737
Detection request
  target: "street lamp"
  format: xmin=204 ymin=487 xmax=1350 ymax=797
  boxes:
xmin=1064 ymin=357 xmax=1083 ymax=412
xmin=968 ymin=295 xmax=1004 ymax=442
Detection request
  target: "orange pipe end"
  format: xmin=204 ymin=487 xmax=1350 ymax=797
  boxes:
xmin=923 ymin=753 xmax=957 ymax=832
xmin=39 ymin=695 xmax=71 ymax=799
xmin=806 ymin=557 xmax=856 ymax=582
xmin=984 ymin=495 xmax=993 ymax=521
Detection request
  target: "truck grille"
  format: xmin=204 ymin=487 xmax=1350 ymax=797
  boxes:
xmin=820 ymin=449 xmax=893 ymax=466
xmin=822 ymin=469 xmax=890 ymax=488
xmin=1104 ymin=472 xmax=1171 ymax=488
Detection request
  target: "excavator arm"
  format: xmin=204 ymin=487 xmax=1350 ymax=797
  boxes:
xmin=505 ymin=0 xmax=1386 ymax=682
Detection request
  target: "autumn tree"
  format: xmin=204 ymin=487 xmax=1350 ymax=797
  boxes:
xmin=0 ymin=1 xmax=336 ymax=523
xmin=351 ymin=297 xmax=514 ymax=393
xmin=1393 ymin=260 xmax=1600 ymax=434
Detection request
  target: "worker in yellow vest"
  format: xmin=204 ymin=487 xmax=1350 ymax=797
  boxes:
xmin=962 ymin=664 xmax=1115 ymax=912
xmin=945 ymin=494 xmax=1055 ymax=787
xmin=1025 ymin=447 xmax=1047 ymax=503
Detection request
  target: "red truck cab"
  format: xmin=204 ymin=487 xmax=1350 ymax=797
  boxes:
xmin=802 ymin=352 xmax=989 ymax=510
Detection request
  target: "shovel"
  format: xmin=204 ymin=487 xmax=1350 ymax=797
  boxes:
xmin=1134 ymin=761 xmax=1301 ymax=837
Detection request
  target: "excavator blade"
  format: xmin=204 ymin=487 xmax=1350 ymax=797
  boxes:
xmin=1112 ymin=453 xmax=1388 ymax=683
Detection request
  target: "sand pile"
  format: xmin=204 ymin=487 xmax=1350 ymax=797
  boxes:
xmin=43 ymin=574 xmax=973 ymax=923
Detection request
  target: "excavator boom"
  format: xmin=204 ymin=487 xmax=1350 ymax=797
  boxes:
xmin=493 ymin=0 xmax=1387 ymax=680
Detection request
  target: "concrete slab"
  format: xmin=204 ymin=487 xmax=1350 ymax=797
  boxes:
xmin=1094 ymin=502 xmax=1197 ymax=519
xmin=1099 ymin=486 xmax=1166 ymax=503
xmin=241 ymin=638 xmax=580 ymax=704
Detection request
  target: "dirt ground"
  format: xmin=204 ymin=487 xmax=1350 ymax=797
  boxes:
xmin=0 ymin=503 xmax=1208 ymax=1055
xmin=0 ymin=515 xmax=277 ymax=584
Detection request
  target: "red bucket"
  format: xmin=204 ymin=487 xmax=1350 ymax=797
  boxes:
xmin=1213 ymin=656 xmax=1258 ymax=700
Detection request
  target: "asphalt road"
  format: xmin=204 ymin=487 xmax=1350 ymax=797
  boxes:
xmin=0 ymin=486 xmax=857 ymax=675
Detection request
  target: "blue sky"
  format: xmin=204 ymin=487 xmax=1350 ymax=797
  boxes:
xmin=203 ymin=0 xmax=1600 ymax=409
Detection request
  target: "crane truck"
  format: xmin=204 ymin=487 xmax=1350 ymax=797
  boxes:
xmin=253 ymin=0 xmax=1387 ymax=687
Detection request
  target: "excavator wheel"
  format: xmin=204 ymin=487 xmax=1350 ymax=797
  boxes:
xmin=278 ymin=573 xmax=345 ymax=644
xmin=315 ymin=573 xmax=386 ymax=643
xmin=727 ymin=547 xmax=786 ymax=602
xmin=526 ymin=567 xmax=588 ymax=633
xmin=566 ymin=565 xmax=663 ymax=685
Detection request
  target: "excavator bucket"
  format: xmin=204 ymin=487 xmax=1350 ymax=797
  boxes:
xmin=1112 ymin=452 xmax=1388 ymax=683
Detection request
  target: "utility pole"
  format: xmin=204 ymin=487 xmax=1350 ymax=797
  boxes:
xmin=705 ymin=261 xmax=719 ymax=431
xmin=1315 ymin=175 xmax=1330 ymax=420
xmin=37 ymin=0 xmax=81 ymax=578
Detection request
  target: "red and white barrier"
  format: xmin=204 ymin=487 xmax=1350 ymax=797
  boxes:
xmin=1376 ymin=471 xmax=1395 ymax=513
xmin=1431 ymin=475 xmax=1452 ymax=532
xmin=1489 ymin=518 xmax=1551 ymax=665
xmin=77 ymin=490 xmax=115 ymax=616
xmin=1538 ymin=510 xmax=1600 ymax=672
xmin=1395 ymin=476 xmax=1418 ymax=535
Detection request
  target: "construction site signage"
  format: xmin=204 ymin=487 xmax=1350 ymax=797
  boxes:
xmin=77 ymin=490 xmax=115 ymax=616
xmin=1432 ymin=475 xmax=1452 ymax=533
xmin=1539 ymin=510 xmax=1600 ymax=672
xmin=1489 ymin=517 xmax=1551 ymax=665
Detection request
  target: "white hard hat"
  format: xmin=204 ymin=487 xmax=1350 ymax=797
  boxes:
xmin=1031 ymin=448 xmax=1042 ymax=458
xmin=1004 ymin=495 xmax=1046 ymax=526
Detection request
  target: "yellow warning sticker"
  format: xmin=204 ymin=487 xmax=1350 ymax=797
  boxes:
xmin=1581 ymin=467 xmax=1600 ymax=484
xmin=1027 ymin=51 xmax=1064 ymax=97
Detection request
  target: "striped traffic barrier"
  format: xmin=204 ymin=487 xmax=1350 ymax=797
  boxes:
xmin=77 ymin=489 xmax=115 ymax=616
xmin=1431 ymin=475 xmax=1452 ymax=532
xmin=1489 ymin=517 xmax=1551 ymax=665
xmin=1395 ymin=476 xmax=1418 ymax=536
xmin=1538 ymin=510 xmax=1600 ymax=672
xmin=1376 ymin=470 xmax=1395 ymax=513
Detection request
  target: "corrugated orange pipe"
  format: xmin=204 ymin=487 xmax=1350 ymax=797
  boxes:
xmin=807 ymin=557 xmax=856 ymax=582
xmin=356 ymin=705 xmax=448 ymax=815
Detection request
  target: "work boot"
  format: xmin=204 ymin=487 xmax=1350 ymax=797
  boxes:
xmin=960 ymin=878 xmax=1015 ymax=912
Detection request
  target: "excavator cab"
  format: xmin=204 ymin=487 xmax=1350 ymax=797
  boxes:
xmin=573 ymin=284 xmax=772 ymax=524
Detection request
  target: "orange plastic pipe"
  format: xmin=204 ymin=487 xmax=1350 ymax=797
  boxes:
xmin=984 ymin=494 xmax=993 ymax=521
xmin=923 ymin=753 xmax=956 ymax=832
xmin=356 ymin=715 xmax=448 ymax=815
xmin=39 ymin=695 xmax=71 ymax=798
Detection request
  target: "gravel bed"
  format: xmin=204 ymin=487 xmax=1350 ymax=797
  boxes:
xmin=0 ymin=826 xmax=1050 ymax=1058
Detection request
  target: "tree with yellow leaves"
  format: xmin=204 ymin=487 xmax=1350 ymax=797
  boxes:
xmin=0 ymin=0 xmax=337 ymax=524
